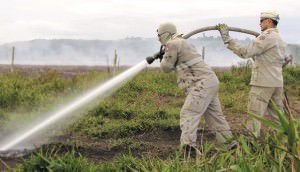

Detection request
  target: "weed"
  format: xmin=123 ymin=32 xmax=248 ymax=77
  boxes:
xmin=17 ymin=148 xmax=99 ymax=172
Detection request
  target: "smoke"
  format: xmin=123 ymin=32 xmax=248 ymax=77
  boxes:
xmin=3 ymin=35 xmax=295 ymax=67
xmin=0 ymin=36 xmax=252 ymax=67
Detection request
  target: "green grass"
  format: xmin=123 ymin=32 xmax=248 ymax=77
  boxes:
xmin=0 ymin=70 xmax=111 ymax=130
xmin=16 ymin=148 xmax=99 ymax=172
xmin=68 ymin=67 xmax=255 ymax=139
xmin=1 ymin=66 xmax=300 ymax=171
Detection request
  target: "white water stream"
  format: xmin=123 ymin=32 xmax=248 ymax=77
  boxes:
xmin=0 ymin=60 xmax=148 ymax=151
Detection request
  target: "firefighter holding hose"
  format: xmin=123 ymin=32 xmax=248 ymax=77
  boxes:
xmin=152 ymin=22 xmax=236 ymax=158
xmin=217 ymin=11 xmax=287 ymax=137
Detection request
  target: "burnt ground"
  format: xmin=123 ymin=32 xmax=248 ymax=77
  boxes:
xmin=0 ymin=127 xmax=219 ymax=171
xmin=0 ymin=130 xmax=177 ymax=170
xmin=0 ymin=64 xmax=122 ymax=79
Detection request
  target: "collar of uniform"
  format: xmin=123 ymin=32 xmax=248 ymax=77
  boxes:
xmin=171 ymin=33 xmax=183 ymax=40
xmin=262 ymin=28 xmax=278 ymax=34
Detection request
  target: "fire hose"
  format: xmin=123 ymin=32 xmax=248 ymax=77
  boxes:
xmin=182 ymin=26 xmax=259 ymax=39
xmin=146 ymin=25 xmax=259 ymax=64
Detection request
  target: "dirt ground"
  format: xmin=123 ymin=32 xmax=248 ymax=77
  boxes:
xmin=0 ymin=127 xmax=217 ymax=171
xmin=1 ymin=97 xmax=299 ymax=171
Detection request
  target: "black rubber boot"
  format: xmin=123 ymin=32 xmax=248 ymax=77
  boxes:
xmin=227 ymin=140 xmax=238 ymax=150
xmin=181 ymin=144 xmax=201 ymax=159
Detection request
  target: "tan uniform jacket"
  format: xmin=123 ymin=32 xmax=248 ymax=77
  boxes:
xmin=227 ymin=28 xmax=286 ymax=87
xmin=160 ymin=35 xmax=219 ymax=93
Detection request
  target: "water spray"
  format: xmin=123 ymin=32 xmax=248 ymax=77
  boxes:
xmin=0 ymin=25 xmax=259 ymax=154
xmin=0 ymin=61 xmax=147 ymax=151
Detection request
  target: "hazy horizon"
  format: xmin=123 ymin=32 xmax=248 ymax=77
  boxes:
xmin=0 ymin=0 xmax=299 ymax=44
xmin=0 ymin=36 xmax=271 ymax=67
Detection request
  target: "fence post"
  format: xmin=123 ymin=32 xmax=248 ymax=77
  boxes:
xmin=202 ymin=46 xmax=205 ymax=61
xmin=117 ymin=57 xmax=120 ymax=71
xmin=113 ymin=49 xmax=118 ymax=75
xmin=11 ymin=46 xmax=15 ymax=72
xmin=106 ymin=57 xmax=110 ymax=73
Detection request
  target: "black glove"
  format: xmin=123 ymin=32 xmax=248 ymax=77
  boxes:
xmin=157 ymin=45 xmax=165 ymax=61
xmin=153 ymin=51 xmax=165 ymax=61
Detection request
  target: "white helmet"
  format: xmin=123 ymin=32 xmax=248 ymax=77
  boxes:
xmin=157 ymin=22 xmax=177 ymax=45
xmin=261 ymin=11 xmax=280 ymax=22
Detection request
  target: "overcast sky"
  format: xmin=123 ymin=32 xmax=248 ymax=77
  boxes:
xmin=0 ymin=0 xmax=299 ymax=44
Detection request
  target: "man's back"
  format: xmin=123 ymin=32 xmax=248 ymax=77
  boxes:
xmin=161 ymin=36 xmax=219 ymax=93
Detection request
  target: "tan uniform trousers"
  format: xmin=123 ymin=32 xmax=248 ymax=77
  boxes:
xmin=180 ymin=85 xmax=232 ymax=147
xmin=247 ymin=86 xmax=284 ymax=137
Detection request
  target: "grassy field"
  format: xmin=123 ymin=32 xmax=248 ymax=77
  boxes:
xmin=0 ymin=65 xmax=300 ymax=171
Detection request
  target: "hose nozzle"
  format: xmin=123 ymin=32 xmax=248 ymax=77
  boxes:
xmin=146 ymin=56 xmax=155 ymax=64
xmin=145 ymin=45 xmax=165 ymax=65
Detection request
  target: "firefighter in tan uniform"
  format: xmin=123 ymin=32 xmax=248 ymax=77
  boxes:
xmin=156 ymin=22 xmax=234 ymax=157
xmin=218 ymin=11 xmax=286 ymax=137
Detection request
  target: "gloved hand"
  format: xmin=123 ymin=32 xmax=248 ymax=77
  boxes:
xmin=217 ymin=23 xmax=232 ymax=44
xmin=153 ymin=46 xmax=165 ymax=62
xmin=153 ymin=51 xmax=163 ymax=61
xmin=146 ymin=46 xmax=165 ymax=64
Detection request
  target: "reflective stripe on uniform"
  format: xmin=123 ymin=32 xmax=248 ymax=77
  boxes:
xmin=176 ymin=57 xmax=202 ymax=71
